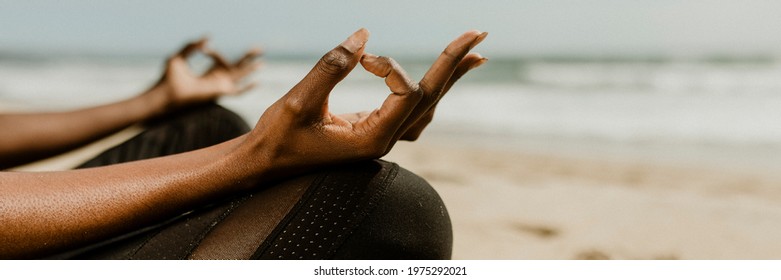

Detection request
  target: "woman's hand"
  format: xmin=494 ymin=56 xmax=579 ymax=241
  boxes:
xmin=149 ymin=38 xmax=262 ymax=111
xmin=235 ymin=28 xmax=486 ymax=179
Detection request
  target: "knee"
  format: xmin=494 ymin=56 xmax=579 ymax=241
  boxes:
xmin=78 ymin=104 xmax=250 ymax=168
xmin=150 ymin=103 xmax=250 ymax=137
xmin=142 ymin=104 xmax=250 ymax=150
xmin=333 ymin=163 xmax=453 ymax=260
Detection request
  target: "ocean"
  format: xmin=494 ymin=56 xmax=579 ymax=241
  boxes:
xmin=3 ymin=52 xmax=781 ymax=172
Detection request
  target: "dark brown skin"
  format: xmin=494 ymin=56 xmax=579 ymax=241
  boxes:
xmin=0 ymin=29 xmax=486 ymax=259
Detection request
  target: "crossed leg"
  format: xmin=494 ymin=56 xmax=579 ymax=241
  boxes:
xmin=50 ymin=104 xmax=452 ymax=260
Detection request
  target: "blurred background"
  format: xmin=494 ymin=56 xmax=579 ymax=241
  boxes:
xmin=3 ymin=0 xmax=781 ymax=259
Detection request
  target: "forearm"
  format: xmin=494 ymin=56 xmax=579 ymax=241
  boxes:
xmin=0 ymin=135 xmax=262 ymax=259
xmin=0 ymin=86 xmax=169 ymax=169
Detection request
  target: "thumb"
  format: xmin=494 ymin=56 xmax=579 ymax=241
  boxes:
xmin=283 ymin=28 xmax=369 ymax=116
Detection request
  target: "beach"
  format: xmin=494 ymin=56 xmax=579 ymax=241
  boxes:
xmin=385 ymin=133 xmax=781 ymax=259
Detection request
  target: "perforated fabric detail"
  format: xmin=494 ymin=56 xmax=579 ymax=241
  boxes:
xmin=253 ymin=161 xmax=397 ymax=259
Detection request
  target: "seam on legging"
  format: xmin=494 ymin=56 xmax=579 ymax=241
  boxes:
xmin=130 ymin=195 xmax=249 ymax=259
xmin=181 ymin=196 xmax=249 ymax=259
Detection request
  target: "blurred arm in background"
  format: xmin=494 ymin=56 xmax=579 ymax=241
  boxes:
xmin=0 ymin=39 xmax=261 ymax=169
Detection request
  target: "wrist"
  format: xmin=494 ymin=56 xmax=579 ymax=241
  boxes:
xmin=205 ymin=135 xmax=264 ymax=190
xmin=224 ymin=135 xmax=289 ymax=188
xmin=139 ymin=84 xmax=173 ymax=118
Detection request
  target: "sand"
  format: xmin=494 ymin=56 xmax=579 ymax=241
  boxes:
xmin=384 ymin=133 xmax=781 ymax=259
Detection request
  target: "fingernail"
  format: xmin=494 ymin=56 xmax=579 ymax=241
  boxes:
xmin=249 ymin=47 xmax=263 ymax=55
xmin=471 ymin=57 xmax=488 ymax=69
xmin=198 ymin=35 xmax=210 ymax=45
xmin=361 ymin=53 xmax=379 ymax=64
xmin=341 ymin=28 xmax=370 ymax=53
xmin=470 ymin=31 xmax=488 ymax=49
xmin=360 ymin=53 xmax=392 ymax=77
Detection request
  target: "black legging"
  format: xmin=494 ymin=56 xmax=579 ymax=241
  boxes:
xmin=48 ymin=104 xmax=453 ymax=260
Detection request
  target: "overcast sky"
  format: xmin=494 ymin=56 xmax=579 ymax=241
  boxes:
xmin=2 ymin=0 xmax=781 ymax=57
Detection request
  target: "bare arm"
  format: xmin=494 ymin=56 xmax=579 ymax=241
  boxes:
xmin=0 ymin=29 xmax=486 ymax=259
xmin=0 ymin=136 xmax=249 ymax=258
xmin=0 ymin=39 xmax=260 ymax=169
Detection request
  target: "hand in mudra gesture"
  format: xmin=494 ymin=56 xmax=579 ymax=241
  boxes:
xmin=236 ymin=28 xmax=487 ymax=179
xmin=152 ymin=38 xmax=262 ymax=109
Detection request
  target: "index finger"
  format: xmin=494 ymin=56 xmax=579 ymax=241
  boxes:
xmin=173 ymin=37 xmax=208 ymax=59
xmin=357 ymin=53 xmax=421 ymax=139
xmin=203 ymin=48 xmax=231 ymax=69
xmin=234 ymin=47 xmax=263 ymax=68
